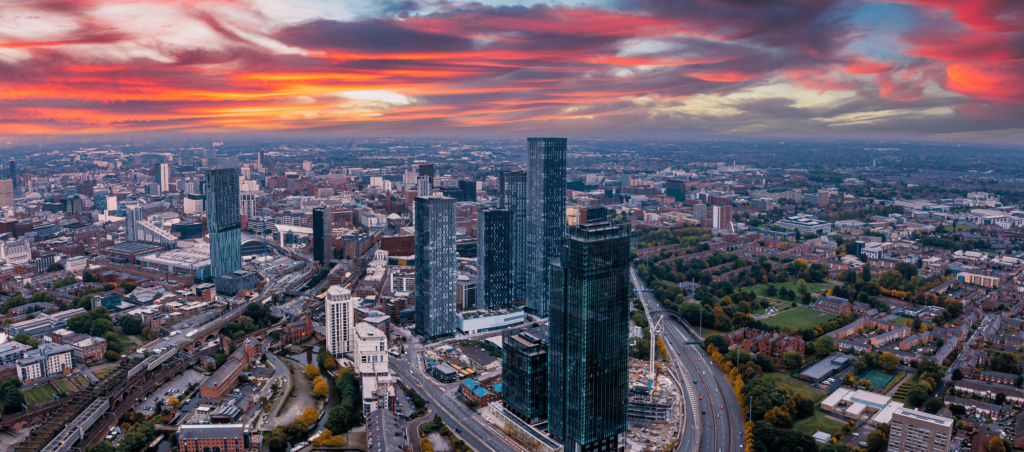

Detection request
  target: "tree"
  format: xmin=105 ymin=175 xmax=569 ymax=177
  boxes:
xmin=862 ymin=264 xmax=871 ymax=282
xmin=13 ymin=333 xmax=39 ymax=349
xmin=877 ymin=353 xmax=900 ymax=373
xmin=264 ymin=428 xmax=287 ymax=449
xmin=313 ymin=378 xmax=329 ymax=399
xmin=91 ymin=318 xmax=115 ymax=337
xmin=106 ymin=350 xmax=120 ymax=361
xmin=705 ymin=335 xmax=728 ymax=354
xmin=796 ymin=279 xmax=809 ymax=294
xmin=813 ymin=336 xmax=836 ymax=356
xmin=305 ymin=364 xmax=320 ymax=380
xmin=988 ymin=437 xmax=1006 ymax=452
xmin=67 ymin=313 xmax=93 ymax=334
xmin=0 ymin=377 xmax=26 ymax=414
xmin=924 ymin=398 xmax=944 ymax=414
xmin=168 ymin=397 xmax=180 ymax=408
xmin=324 ymin=355 xmax=338 ymax=371
xmin=312 ymin=429 xmax=346 ymax=446
xmin=844 ymin=372 xmax=856 ymax=387
xmin=764 ymin=406 xmax=793 ymax=428
xmin=121 ymin=316 xmax=143 ymax=335
xmin=781 ymin=351 xmax=804 ymax=370
xmin=299 ymin=407 xmax=319 ymax=428
xmin=866 ymin=424 xmax=889 ymax=452
xmin=952 ymin=368 xmax=963 ymax=381
xmin=995 ymin=393 xmax=1007 ymax=405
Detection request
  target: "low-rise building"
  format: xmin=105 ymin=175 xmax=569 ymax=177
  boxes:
xmin=16 ymin=343 xmax=75 ymax=384
xmin=178 ymin=424 xmax=246 ymax=452
xmin=354 ymin=322 xmax=388 ymax=369
xmin=813 ymin=294 xmax=851 ymax=316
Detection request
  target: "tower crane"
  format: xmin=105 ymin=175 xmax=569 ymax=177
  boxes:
xmin=649 ymin=315 xmax=664 ymax=391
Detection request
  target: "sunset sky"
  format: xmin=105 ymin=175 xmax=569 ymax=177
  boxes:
xmin=2 ymin=0 xmax=1023 ymax=140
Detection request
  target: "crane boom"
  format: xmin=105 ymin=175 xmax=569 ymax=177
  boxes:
xmin=649 ymin=316 xmax=664 ymax=390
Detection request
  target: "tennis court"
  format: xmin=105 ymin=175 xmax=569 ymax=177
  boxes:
xmin=862 ymin=370 xmax=895 ymax=389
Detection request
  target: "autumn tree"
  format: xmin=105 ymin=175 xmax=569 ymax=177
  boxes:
xmin=305 ymin=364 xmax=319 ymax=380
xmin=781 ymin=351 xmax=804 ymax=370
xmin=877 ymin=352 xmax=900 ymax=373
xmin=324 ymin=356 xmax=338 ymax=371
xmin=313 ymin=377 xmax=329 ymax=399
xmin=844 ymin=372 xmax=856 ymax=387
xmin=764 ymin=406 xmax=793 ymax=429
xmin=167 ymin=397 xmax=180 ymax=409
xmin=988 ymin=437 xmax=1006 ymax=452
xmin=299 ymin=407 xmax=319 ymax=429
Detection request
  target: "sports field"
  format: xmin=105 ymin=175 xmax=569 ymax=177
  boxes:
xmin=862 ymin=370 xmax=895 ymax=389
xmin=760 ymin=307 xmax=837 ymax=330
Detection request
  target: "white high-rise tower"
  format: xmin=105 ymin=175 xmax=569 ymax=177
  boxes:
xmin=326 ymin=285 xmax=356 ymax=357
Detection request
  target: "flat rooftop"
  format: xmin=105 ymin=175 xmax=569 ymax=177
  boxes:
xmin=894 ymin=407 xmax=954 ymax=427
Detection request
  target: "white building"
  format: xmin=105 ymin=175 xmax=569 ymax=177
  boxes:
xmin=0 ymin=239 xmax=31 ymax=265
xmin=156 ymin=163 xmax=169 ymax=193
xmin=353 ymin=322 xmax=388 ymax=369
xmin=184 ymin=195 xmax=204 ymax=214
xmin=326 ymin=286 xmax=356 ymax=357
xmin=240 ymin=192 xmax=256 ymax=219
xmin=16 ymin=343 xmax=75 ymax=384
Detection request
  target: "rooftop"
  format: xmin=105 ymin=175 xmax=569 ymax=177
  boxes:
xmin=894 ymin=406 xmax=954 ymax=427
xmin=179 ymin=424 xmax=245 ymax=439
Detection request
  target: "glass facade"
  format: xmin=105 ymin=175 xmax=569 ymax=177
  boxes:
xmin=548 ymin=222 xmax=631 ymax=452
xmin=312 ymin=207 xmax=333 ymax=265
xmin=499 ymin=170 xmax=528 ymax=303
xmin=414 ymin=196 xmax=457 ymax=340
xmin=502 ymin=327 xmax=548 ymax=424
xmin=526 ymin=138 xmax=567 ymax=317
xmin=205 ymin=163 xmax=241 ymax=278
xmin=477 ymin=209 xmax=513 ymax=309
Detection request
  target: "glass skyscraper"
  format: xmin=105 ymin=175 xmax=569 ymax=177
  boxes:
xmin=526 ymin=138 xmax=567 ymax=317
xmin=547 ymin=221 xmax=631 ymax=452
xmin=312 ymin=207 xmax=333 ymax=265
xmin=502 ymin=326 xmax=548 ymax=424
xmin=414 ymin=196 xmax=457 ymax=340
xmin=205 ymin=161 xmax=241 ymax=278
xmin=477 ymin=209 xmax=513 ymax=309
xmin=499 ymin=171 xmax=528 ymax=303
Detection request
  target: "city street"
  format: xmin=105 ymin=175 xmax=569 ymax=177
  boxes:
xmin=390 ymin=331 xmax=520 ymax=452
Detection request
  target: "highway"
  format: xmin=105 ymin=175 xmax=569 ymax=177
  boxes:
xmin=631 ymin=267 xmax=745 ymax=452
xmin=389 ymin=330 xmax=521 ymax=452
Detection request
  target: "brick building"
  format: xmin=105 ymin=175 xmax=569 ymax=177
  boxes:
xmin=724 ymin=327 xmax=805 ymax=366
xmin=178 ymin=424 xmax=246 ymax=452
xmin=813 ymin=294 xmax=852 ymax=316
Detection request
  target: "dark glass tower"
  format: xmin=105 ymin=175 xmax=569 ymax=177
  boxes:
xmin=458 ymin=180 xmax=477 ymax=202
xmin=502 ymin=327 xmax=548 ymax=424
xmin=477 ymin=209 xmax=513 ymax=309
xmin=312 ymin=207 xmax=333 ymax=265
xmin=666 ymin=179 xmax=686 ymax=202
xmin=500 ymin=171 xmax=528 ymax=303
xmin=547 ymin=222 xmax=631 ymax=452
xmin=8 ymin=159 xmax=16 ymax=194
xmin=204 ymin=161 xmax=241 ymax=278
xmin=414 ymin=196 xmax=457 ymax=340
xmin=526 ymin=138 xmax=567 ymax=317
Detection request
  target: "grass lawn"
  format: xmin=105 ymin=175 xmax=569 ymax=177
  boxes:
xmin=760 ymin=307 xmax=837 ymax=330
xmin=116 ymin=332 xmax=135 ymax=351
xmin=763 ymin=372 xmax=826 ymax=403
xmin=793 ymin=411 xmax=844 ymax=438
xmin=52 ymin=379 xmax=77 ymax=394
xmin=72 ymin=375 xmax=90 ymax=387
xmin=697 ymin=328 xmax=728 ymax=339
xmin=939 ymin=225 xmax=976 ymax=233
xmin=94 ymin=367 xmax=116 ymax=379
xmin=751 ymin=297 xmax=799 ymax=316
xmin=23 ymin=383 xmax=60 ymax=406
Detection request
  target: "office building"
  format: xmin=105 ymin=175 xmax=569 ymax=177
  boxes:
xmin=526 ymin=137 xmax=567 ymax=317
xmin=8 ymin=159 xmax=15 ymax=191
xmin=184 ymin=194 xmax=204 ymax=214
xmin=326 ymin=285 xmax=355 ymax=357
xmin=477 ymin=209 xmax=513 ymax=309
xmin=502 ymin=327 xmax=548 ymax=424
xmin=887 ymin=407 xmax=953 ymax=452
xmin=665 ymin=179 xmax=686 ymax=202
xmin=548 ymin=222 xmax=631 ymax=452
xmin=124 ymin=202 xmax=177 ymax=247
xmin=0 ymin=179 xmax=12 ymax=207
xmin=154 ymin=163 xmax=169 ymax=193
xmin=418 ymin=163 xmax=435 ymax=179
xmin=458 ymin=180 xmax=477 ymax=202
xmin=313 ymin=207 xmax=333 ymax=265
xmin=414 ymin=196 xmax=457 ymax=340
xmin=499 ymin=171 xmax=529 ymax=303
xmin=205 ymin=162 xmax=242 ymax=278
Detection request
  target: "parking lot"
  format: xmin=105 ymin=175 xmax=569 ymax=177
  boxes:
xmin=133 ymin=368 xmax=206 ymax=414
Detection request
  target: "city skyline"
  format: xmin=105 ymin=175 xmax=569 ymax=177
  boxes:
xmin=3 ymin=1 xmax=1024 ymax=141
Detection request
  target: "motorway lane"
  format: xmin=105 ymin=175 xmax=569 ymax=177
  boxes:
xmin=632 ymin=267 xmax=744 ymax=452
xmin=390 ymin=342 xmax=520 ymax=452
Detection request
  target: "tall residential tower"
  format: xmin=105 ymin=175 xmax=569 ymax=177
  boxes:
xmin=204 ymin=161 xmax=242 ymax=278
xmin=414 ymin=196 xmax=457 ymax=340
xmin=325 ymin=286 xmax=355 ymax=357
xmin=548 ymin=222 xmax=631 ymax=452
xmin=312 ymin=207 xmax=333 ymax=265
xmin=499 ymin=171 xmax=528 ymax=303
xmin=477 ymin=209 xmax=513 ymax=309
xmin=526 ymin=138 xmax=567 ymax=317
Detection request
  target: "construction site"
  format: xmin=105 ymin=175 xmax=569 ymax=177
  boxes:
xmin=626 ymin=359 xmax=684 ymax=452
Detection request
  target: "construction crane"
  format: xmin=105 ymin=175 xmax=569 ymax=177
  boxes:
xmin=649 ymin=315 xmax=664 ymax=391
